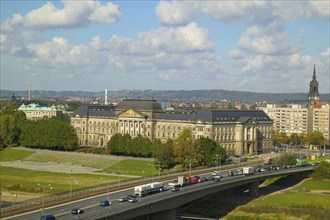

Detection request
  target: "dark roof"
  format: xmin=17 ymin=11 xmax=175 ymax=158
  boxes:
xmin=73 ymin=105 xmax=115 ymax=117
xmin=155 ymin=109 xmax=272 ymax=123
xmin=116 ymin=99 xmax=163 ymax=111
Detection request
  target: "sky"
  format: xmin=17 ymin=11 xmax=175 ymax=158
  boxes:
xmin=1 ymin=0 xmax=329 ymax=93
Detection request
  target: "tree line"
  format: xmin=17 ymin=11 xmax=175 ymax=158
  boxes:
xmin=272 ymin=131 xmax=325 ymax=147
xmin=107 ymin=128 xmax=227 ymax=170
xmin=0 ymin=106 xmax=77 ymax=150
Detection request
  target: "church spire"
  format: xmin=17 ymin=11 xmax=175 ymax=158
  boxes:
xmin=308 ymin=64 xmax=319 ymax=105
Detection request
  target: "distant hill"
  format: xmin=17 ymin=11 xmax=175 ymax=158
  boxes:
xmin=1 ymin=89 xmax=329 ymax=103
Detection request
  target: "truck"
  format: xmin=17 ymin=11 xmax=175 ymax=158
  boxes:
xmin=243 ymin=167 xmax=255 ymax=175
xmin=263 ymin=157 xmax=272 ymax=165
xmin=134 ymin=184 xmax=152 ymax=197
xmin=178 ymin=176 xmax=189 ymax=186
xmin=149 ymin=182 xmax=165 ymax=193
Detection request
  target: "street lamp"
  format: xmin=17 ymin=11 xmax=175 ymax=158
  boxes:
xmin=215 ymin=154 xmax=220 ymax=171
xmin=37 ymin=183 xmax=52 ymax=214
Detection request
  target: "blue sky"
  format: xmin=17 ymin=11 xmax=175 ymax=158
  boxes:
xmin=1 ymin=0 xmax=329 ymax=93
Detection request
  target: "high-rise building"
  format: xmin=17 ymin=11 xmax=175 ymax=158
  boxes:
xmin=260 ymin=66 xmax=329 ymax=144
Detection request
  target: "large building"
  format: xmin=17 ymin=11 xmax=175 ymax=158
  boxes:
xmin=260 ymin=66 xmax=330 ymax=144
xmin=71 ymin=99 xmax=273 ymax=156
xmin=18 ymin=103 xmax=62 ymax=120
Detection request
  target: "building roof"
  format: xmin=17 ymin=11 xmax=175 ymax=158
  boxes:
xmin=73 ymin=100 xmax=272 ymax=123
xmin=155 ymin=109 xmax=272 ymax=123
xmin=73 ymin=105 xmax=116 ymax=117
xmin=18 ymin=103 xmax=61 ymax=112
xmin=116 ymin=99 xmax=163 ymax=111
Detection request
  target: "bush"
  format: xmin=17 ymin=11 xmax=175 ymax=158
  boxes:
xmin=312 ymin=161 xmax=330 ymax=179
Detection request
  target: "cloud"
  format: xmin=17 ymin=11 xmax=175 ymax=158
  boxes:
xmin=156 ymin=1 xmax=200 ymax=25
xmin=226 ymin=49 xmax=244 ymax=60
xmin=1 ymin=0 xmax=121 ymax=31
xmin=238 ymin=26 xmax=293 ymax=55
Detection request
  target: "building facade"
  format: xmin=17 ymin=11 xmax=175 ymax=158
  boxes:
xmin=18 ymin=103 xmax=62 ymax=120
xmin=71 ymin=99 xmax=273 ymax=156
xmin=260 ymin=66 xmax=329 ymax=144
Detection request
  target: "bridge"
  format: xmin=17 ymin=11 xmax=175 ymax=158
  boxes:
xmin=98 ymin=166 xmax=313 ymax=220
xmin=2 ymin=166 xmax=314 ymax=220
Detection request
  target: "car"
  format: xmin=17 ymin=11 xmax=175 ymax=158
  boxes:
xmin=118 ymin=196 xmax=128 ymax=202
xmin=160 ymin=186 xmax=169 ymax=191
xmin=171 ymin=187 xmax=180 ymax=192
xmin=127 ymin=194 xmax=137 ymax=200
xmin=71 ymin=208 xmax=83 ymax=215
xmin=128 ymin=197 xmax=138 ymax=203
xmin=100 ymin=199 xmax=110 ymax=206
xmin=40 ymin=214 xmax=55 ymax=220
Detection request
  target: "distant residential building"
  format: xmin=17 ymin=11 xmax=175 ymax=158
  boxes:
xmin=18 ymin=103 xmax=62 ymax=120
xmin=71 ymin=99 xmax=273 ymax=156
xmin=260 ymin=66 xmax=329 ymax=144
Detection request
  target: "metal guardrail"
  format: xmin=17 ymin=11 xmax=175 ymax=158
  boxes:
xmin=0 ymin=161 xmax=262 ymax=218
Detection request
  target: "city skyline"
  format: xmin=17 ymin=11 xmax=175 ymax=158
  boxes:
xmin=1 ymin=0 xmax=329 ymax=93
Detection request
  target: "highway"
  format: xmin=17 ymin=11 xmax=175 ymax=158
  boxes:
xmin=4 ymin=165 xmax=314 ymax=220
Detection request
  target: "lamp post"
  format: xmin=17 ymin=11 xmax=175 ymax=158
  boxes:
xmin=37 ymin=183 xmax=52 ymax=215
xmin=215 ymin=154 xmax=220 ymax=171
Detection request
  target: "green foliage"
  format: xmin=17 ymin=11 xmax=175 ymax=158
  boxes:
xmin=198 ymin=137 xmax=226 ymax=166
xmin=0 ymin=108 xmax=26 ymax=147
xmin=152 ymin=138 xmax=175 ymax=169
xmin=306 ymin=131 xmax=325 ymax=145
xmin=312 ymin=161 xmax=330 ymax=179
xmin=107 ymin=133 xmax=153 ymax=157
xmin=172 ymin=128 xmax=203 ymax=168
xmin=19 ymin=117 xmax=78 ymax=150
xmin=273 ymin=132 xmax=290 ymax=145
xmin=274 ymin=153 xmax=296 ymax=166
xmin=0 ymin=147 xmax=35 ymax=161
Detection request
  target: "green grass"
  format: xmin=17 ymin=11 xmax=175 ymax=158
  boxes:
xmin=103 ymin=159 xmax=158 ymax=176
xmin=254 ymin=192 xmax=329 ymax=208
xmin=0 ymin=166 xmax=128 ymax=193
xmin=0 ymin=147 xmax=35 ymax=161
xmin=306 ymin=156 xmax=330 ymax=163
xmin=293 ymin=179 xmax=330 ymax=191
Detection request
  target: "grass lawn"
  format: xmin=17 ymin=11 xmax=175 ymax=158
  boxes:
xmin=293 ymin=178 xmax=330 ymax=191
xmin=254 ymin=192 xmax=329 ymax=208
xmin=103 ymin=159 xmax=159 ymax=177
xmin=0 ymin=147 xmax=35 ymax=161
xmin=1 ymin=166 xmax=127 ymax=193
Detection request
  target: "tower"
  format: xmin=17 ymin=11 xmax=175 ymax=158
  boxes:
xmin=308 ymin=64 xmax=319 ymax=105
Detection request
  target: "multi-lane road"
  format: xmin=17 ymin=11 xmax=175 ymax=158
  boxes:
xmin=4 ymin=165 xmax=315 ymax=220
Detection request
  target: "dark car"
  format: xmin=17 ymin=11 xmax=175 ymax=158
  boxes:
xmin=71 ymin=208 xmax=83 ymax=215
xmin=171 ymin=187 xmax=180 ymax=192
xmin=40 ymin=214 xmax=55 ymax=220
xmin=118 ymin=196 xmax=128 ymax=202
xmin=100 ymin=199 xmax=110 ymax=206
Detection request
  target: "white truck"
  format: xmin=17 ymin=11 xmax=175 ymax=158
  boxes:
xmin=149 ymin=182 xmax=164 ymax=193
xmin=243 ymin=167 xmax=255 ymax=175
xmin=134 ymin=184 xmax=152 ymax=197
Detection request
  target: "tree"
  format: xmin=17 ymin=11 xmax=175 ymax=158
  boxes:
xmin=274 ymin=153 xmax=296 ymax=166
xmin=172 ymin=128 xmax=205 ymax=168
xmin=289 ymin=133 xmax=301 ymax=146
xmin=307 ymin=131 xmax=324 ymax=146
xmin=198 ymin=137 xmax=226 ymax=167
xmin=153 ymin=138 xmax=175 ymax=169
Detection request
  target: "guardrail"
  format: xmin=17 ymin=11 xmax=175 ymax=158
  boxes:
xmin=0 ymin=160 xmax=262 ymax=218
